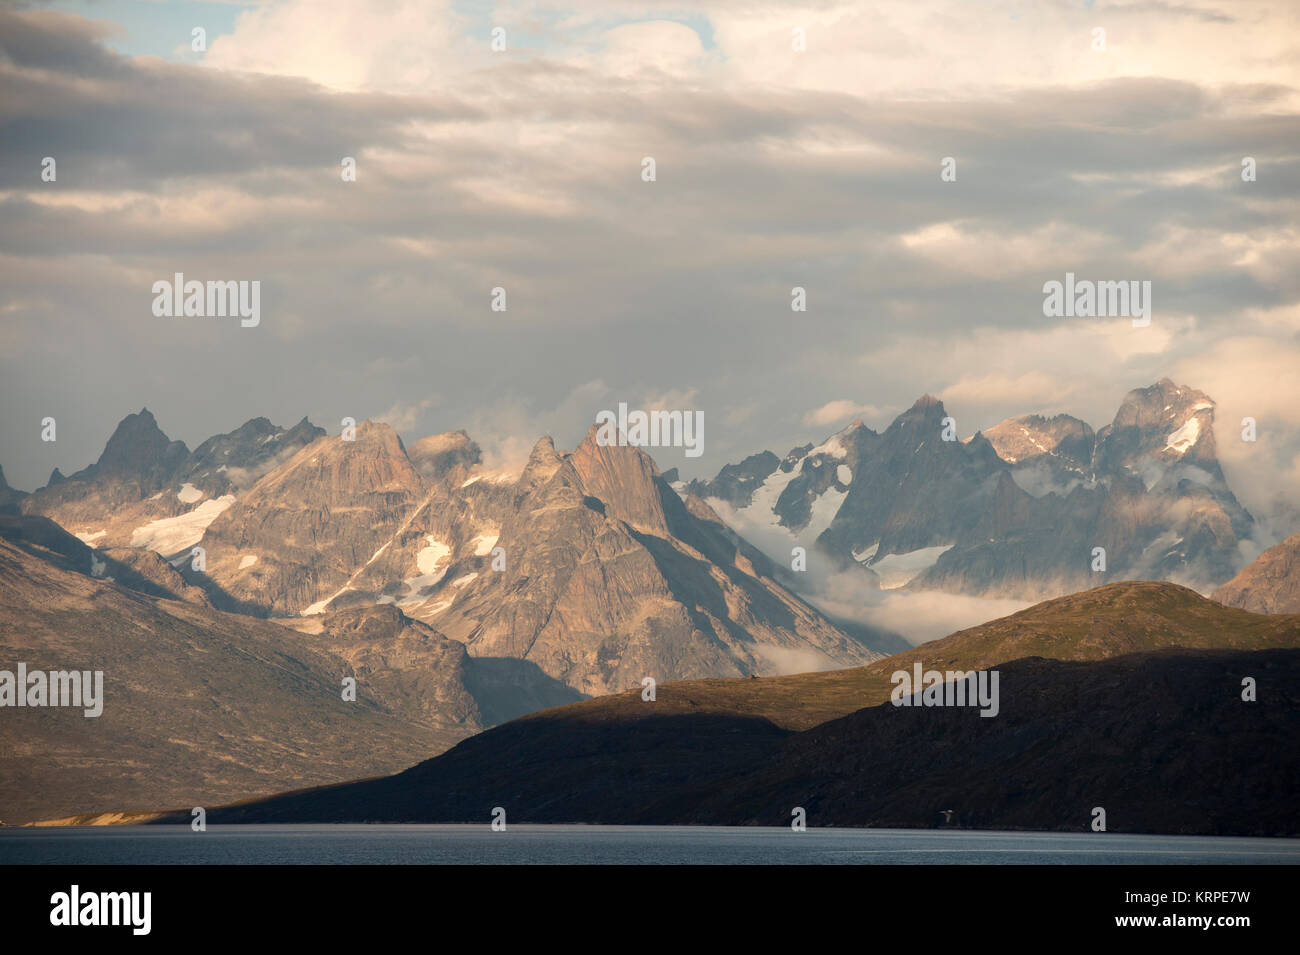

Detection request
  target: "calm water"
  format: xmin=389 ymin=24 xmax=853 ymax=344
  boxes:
xmin=2 ymin=825 xmax=1297 ymax=864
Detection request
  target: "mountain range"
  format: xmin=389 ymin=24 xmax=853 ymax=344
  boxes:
xmin=687 ymin=378 xmax=1256 ymax=601
xmin=4 ymin=380 xmax=1297 ymax=829
xmin=10 ymin=410 xmax=884 ymax=699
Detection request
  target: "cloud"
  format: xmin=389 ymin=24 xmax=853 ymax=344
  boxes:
xmin=463 ymin=379 xmax=610 ymax=475
xmin=939 ymin=372 xmax=1071 ymax=410
xmin=802 ymin=400 xmax=883 ymax=428
xmin=1173 ymin=335 xmax=1300 ymax=543
xmin=0 ymin=1 xmax=1296 ymax=548
xmin=373 ymin=396 xmax=439 ymax=433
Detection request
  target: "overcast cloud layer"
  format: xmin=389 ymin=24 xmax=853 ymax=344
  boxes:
xmin=2 ymin=0 xmax=1298 ymax=542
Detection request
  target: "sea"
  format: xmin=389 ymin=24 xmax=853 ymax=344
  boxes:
xmin=2 ymin=825 xmax=1297 ymax=865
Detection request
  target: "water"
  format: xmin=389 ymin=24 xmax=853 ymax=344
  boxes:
xmin=2 ymin=825 xmax=1296 ymax=864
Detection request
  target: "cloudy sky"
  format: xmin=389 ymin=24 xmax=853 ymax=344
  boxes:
xmin=2 ymin=0 xmax=1298 ymax=537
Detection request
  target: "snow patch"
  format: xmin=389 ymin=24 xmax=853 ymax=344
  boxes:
xmin=870 ymin=544 xmax=955 ymax=589
xmin=836 ymin=464 xmax=852 ymax=484
xmin=76 ymin=530 xmax=107 ymax=547
xmin=394 ymin=536 xmax=454 ymax=611
xmin=808 ymin=487 xmax=846 ymax=539
xmin=237 ymin=554 xmax=258 ymax=570
xmin=129 ymin=495 xmax=235 ymax=556
xmin=1166 ymin=417 xmax=1201 ymax=454
xmin=808 ymin=434 xmax=848 ymax=460
xmin=302 ymin=595 xmax=336 ymax=616
xmin=471 ymin=533 xmax=499 ymax=556
xmin=416 ymin=537 xmax=451 ymax=575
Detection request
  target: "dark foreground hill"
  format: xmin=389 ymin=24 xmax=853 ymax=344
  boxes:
xmin=48 ymin=580 xmax=1300 ymax=833
xmin=155 ymin=646 xmax=1300 ymax=835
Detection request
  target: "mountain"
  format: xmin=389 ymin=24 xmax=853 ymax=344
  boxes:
xmin=1214 ymin=532 xmax=1300 ymax=614
xmin=0 ymin=536 xmax=579 ymax=825
xmin=152 ymin=582 xmax=1300 ymax=834
xmin=690 ymin=379 xmax=1255 ymax=600
xmin=200 ymin=422 xmax=881 ymax=694
xmin=20 ymin=410 xmax=324 ymax=557
xmin=7 ymin=410 xmax=884 ymax=700
xmin=983 ymin=413 xmax=1095 ymax=483
xmin=0 ymin=464 xmax=26 ymax=515
xmin=197 ymin=420 xmax=430 ymax=615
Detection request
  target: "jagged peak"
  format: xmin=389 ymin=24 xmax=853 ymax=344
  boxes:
xmin=1109 ymin=380 xmax=1216 ymax=434
xmin=95 ymin=408 xmax=187 ymax=475
xmin=890 ymin=393 xmax=947 ymax=427
xmin=565 ymin=427 xmax=674 ymax=534
xmin=570 ymin=424 xmax=664 ymax=479
xmin=516 ymin=435 xmax=565 ymax=492
xmin=236 ymin=415 xmax=275 ymax=431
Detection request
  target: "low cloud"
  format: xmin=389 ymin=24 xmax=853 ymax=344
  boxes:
xmin=803 ymin=400 xmax=883 ymax=429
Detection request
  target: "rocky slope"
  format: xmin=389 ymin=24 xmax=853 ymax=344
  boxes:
xmin=690 ymin=379 xmax=1256 ymax=600
xmin=1214 ymin=532 xmax=1300 ymax=614
xmin=0 ymin=538 xmax=466 ymax=825
xmin=386 ymin=428 xmax=880 ymax=695
xmin=0 ymin=537 xmax=580 ymax=825
xmin=0 ymin=514 xmax=211 ymax=606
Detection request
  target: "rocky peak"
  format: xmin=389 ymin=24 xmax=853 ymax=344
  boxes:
xmin=1110 ymin=379 xmax=1213 ymax=433
xmin=1094 ymin=379 xmax=1219 ymax=481
xmin=517 ymin=436 xmax=566 ymax=494
xmin=246 ymin=420 xmax=419 ymax=505
xmin=95 ymin=408 xmax=189 ymax=481
xmin=180 ymin=416 xmax=327 ymax=495
xmin=893 ymin=394 xmax=949 ymax=429
xmin=985 ymin=414 xmax=1095 ymax=470
xmin=684 ymin=449 xmax=780 ymax=507
xmin=0 ymin=464 xmax=27 ymax=515
xmin=567 ymin=425 xmax=671 ymax=535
